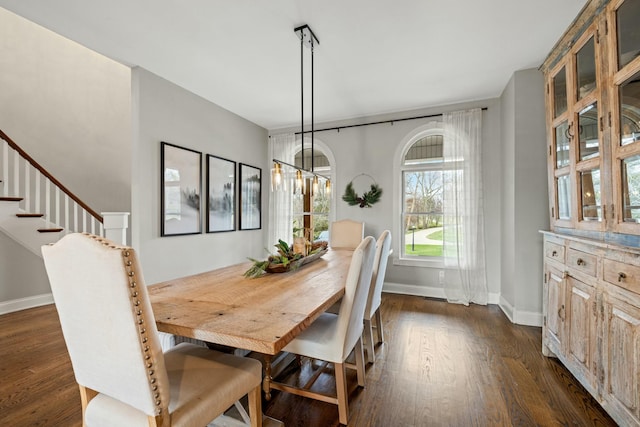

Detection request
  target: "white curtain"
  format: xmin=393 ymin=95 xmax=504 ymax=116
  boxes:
xmin=442 ymin=108 xmax=488 ymax=306
xmin=268 ymin=133 xmax=295 ymax=249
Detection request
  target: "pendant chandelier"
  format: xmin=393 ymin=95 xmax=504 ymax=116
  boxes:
xmin=272 ymin=24 xmax=331 ymax=196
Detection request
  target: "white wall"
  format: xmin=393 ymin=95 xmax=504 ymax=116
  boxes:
xmin=0 ymin=7 xmax=131 ymax=306
xmin=270 ymin=98 xmax=503 ymax=301
xmin=500 ymin=69 xmax=550 ymax=325
xmin=131 ymin=68 xmax=268 ymax=284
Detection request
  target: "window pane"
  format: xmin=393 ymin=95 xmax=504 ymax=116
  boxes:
xmin=619 ymin=70 xmax=640 ymax=146
xmin=403 ymin=169 xmax=444 ymax=257
xmin=576 ymin=37 xmax=596 ymax=100
xmin=557 ymin=175 xmax=571 ymax=220
xmin=578 ymin=103 xmax=599 ymax=161
xmin=555 ymin=121 xmax=570 ymax=168
xmin=403 ymin=214 xmax=443 ymax=257
xmin=581 ymin=168 xmax=601 ymax=221
xmin=554 ymin=67 xmax=567 ymax=118
xmin=617 ymin=0 xmax=640 ymax=70
xmin=623 ymin=155 xmax=640 ymax=223
xmin=404 ymin=135 xmax=443 ymax=165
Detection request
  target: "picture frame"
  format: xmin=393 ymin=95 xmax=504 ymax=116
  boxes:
xmin=161 ymin=142 xmax=202 ymax=236
xmin=239 ymin=163 xmax=262 ymax=230
xmin=206 ymin=155 xmax=236 ymax=233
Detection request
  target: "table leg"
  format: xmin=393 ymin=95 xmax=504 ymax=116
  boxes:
xmin=263 ymin=354 xmax=273 ymax=401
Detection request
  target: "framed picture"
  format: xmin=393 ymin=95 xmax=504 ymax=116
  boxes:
xmin=161 ymin=142 xmax=202 ymax=236
xmin=239 ymin=163 xmax=262 ymax=230
xmin=206 ymin=155 xmax=236 ymax=233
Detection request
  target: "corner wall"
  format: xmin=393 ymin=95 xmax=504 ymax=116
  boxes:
xmin=500 ymin=69 xmax=550 ymax=325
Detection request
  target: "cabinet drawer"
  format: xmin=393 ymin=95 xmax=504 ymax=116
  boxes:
xmin=545 ymin=241 xmax=565 ymax=263
xmin=604 ymin=259 xmax=640 ymax=294
xmin=566 ymin=248 xmax=597 ymax=277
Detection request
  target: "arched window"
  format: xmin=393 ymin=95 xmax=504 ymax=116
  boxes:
xmin=401 ymin=132 xmax=445 ymax=259
xmin=293 ymin=141 xmax=334 ymax=241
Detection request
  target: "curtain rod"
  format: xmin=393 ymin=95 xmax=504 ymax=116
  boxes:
xmin=293 ymin=107 xmax=488 ymax=135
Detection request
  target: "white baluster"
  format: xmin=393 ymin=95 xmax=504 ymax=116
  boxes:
xmin=45 ymin=179 xmax=51 ymax=227
xmin=73 ymin=203 xmax=78 ymax=233
xmin=13 ymin=151 xmax=19 ymax=198
xmin=34 ymin=169 xmax=41 ymax=215
xmin=82 ymin=210 xmax=87 ymax=233
xmin=24 ymin=163 xmax=30 ymax=213
xmin=2 ymin=142 xmax=7 ymax=196
xmin=55 ymin=187 xmax=60 ymax=227
xmin=64 ymin=194 xmax=69 ymax=232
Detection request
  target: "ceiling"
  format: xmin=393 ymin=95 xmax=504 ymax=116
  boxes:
xmin=0 ymin=0 xmax=587 ymax=130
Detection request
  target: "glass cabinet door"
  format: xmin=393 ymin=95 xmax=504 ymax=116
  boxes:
xmin=554 ymin=67 xmax=568 ymax=118
xmin=557 ymin=175 xmax=572 ymax=220
xmin=555 ymin=121 xmax=571 ymax=168
xmin=577 ymin=37 xmax=597 ymax=100
xmin=622 ymin=155 xmax=640 ymax=223
xmin=619 ymin=70 xmax=640 ymax=147
xmin=578 ymin=103 xmax=600 ymax=160
xmin=616 ymin=0 xmax=640 ymax=71
xmin=580 ymin=169 xmax=602 ymax=221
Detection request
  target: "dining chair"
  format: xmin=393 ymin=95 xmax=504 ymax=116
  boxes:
xmin=363 ymin=230 xmax=392 ymax=364
xmin=329 ymin=219 xmax=364 ymax=249
xmin=271 ymin=235 xmax=376 ymax=425
xmin=41 ymin=233 xmax=263 ymax=427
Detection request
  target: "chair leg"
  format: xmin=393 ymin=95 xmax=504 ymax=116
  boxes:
xmin=375 ymin=308 xmax=384 ymax=344
xmin=354 ymin=337 xmax=366 ymax=387
xmin=335 ymin=362 xmax=349 ymax=425
xmin=78 ymin=385 xmax=98 ymax=426
xmin=364 ymin=318 xmax=376 ymax=364
xmin=248 ymin=385 xmax=263 ymax=427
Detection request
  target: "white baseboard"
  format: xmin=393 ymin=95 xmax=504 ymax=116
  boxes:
xmin=384 ymin=282 xmax=539 ymax=326
xmin=498 ymin=295 xmax=542 ymax=327
xmin=0 ymin=293 xmax=54 ymax=315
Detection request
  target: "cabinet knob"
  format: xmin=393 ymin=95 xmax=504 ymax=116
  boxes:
xmin=577 ymin=258 xmax=585 ymax=266
xmin=552 ymin=250 xmax=558 ymax=257
xmin=618 ymin=272 xmax=627 ymax=282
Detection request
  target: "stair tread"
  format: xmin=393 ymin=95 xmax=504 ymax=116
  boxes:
xmin=0 ymin=196 xmax=23 ymax=202
xmin=16 ymin=213 xmax=45 ymax=218
xmin=37 ymin=228 xmax=64 ymax=233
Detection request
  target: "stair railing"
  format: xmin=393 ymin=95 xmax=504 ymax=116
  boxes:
xmin=0 ymin=129 xmax=104 ymax=236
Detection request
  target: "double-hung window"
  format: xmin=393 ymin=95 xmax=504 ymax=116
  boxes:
xmin=401 ymin=133 xmax=447 ymax=259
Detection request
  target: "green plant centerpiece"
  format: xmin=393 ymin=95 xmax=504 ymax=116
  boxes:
xmin=244 ymin=239 xmax=328 ymax=278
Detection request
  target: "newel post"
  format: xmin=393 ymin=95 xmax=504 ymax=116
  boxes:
xmin=102 ymin=212 xmax=130 ymax=245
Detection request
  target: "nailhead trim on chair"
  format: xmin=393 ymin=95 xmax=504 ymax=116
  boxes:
xmin=83 ymin=233 xmax=164 ymax=413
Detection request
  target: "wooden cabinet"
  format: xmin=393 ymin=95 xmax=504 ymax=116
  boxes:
xmin=602 ymin=292 xmax=640 ymax=425
xmin=566 ymin=276 xmax=597 ymax=389
xmin=542 ymin=231 xmax=640 ymax=425
xmin=542 ymin=0 xmax=640 ymax=239
xmin=543 ymin=263 xmax=565 ymax=357
xmin=542 ymin=2 xmax=640 ymax=421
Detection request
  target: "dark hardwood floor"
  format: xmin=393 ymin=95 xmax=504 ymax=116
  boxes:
xmin=0 ymin=294 xmax=616 ymax=426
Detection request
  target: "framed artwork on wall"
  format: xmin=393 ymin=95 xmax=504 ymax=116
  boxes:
xmin=206 ymin=155 xmax=236 ymax=233
xmin=239 ymin=163 xmax=261 ymax=230
xmin=160 ymin=141 xmax=202 ymax=236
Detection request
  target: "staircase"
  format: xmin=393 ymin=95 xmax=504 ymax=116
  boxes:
xmin=0 ymin=129 xmax=106 ymax=256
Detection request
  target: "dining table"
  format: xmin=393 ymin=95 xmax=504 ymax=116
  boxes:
xmin=148 ymin=247 xmax=354 ymax=402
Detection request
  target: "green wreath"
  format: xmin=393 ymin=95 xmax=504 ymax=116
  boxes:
xmin=342 ymin=181 xmax=383 ymax=208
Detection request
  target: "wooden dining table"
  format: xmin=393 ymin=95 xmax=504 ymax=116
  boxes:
xmin=148 ymin=247 xmax=354 ymax=399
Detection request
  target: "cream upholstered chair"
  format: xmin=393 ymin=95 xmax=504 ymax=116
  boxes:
xmin=363 ymin=230 xmax=392 ymax=364
xmin=41 ymin=233 xmax=263 ymax=427
xmin=273 ymin=236 xmax=376 ymax=425
xmin=329 ymin=219 xmax=364 ymax=249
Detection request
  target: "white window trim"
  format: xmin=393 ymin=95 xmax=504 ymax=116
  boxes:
xmin=393 ymin=121 xmax=445 ymax=268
